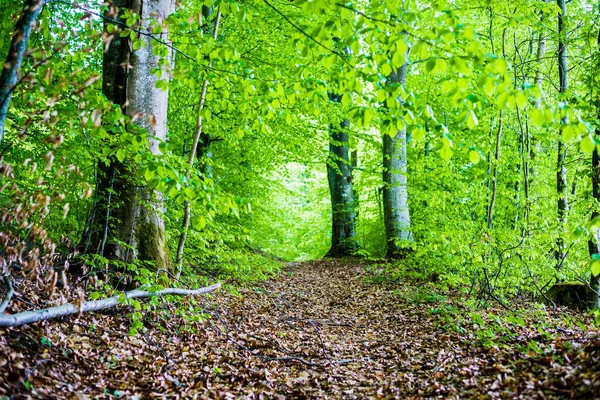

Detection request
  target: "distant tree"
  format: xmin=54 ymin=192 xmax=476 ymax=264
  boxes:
xmin=382 ymin=52 xmax=414 ymax=259
xmin=326 ymin=91 xmax=358 ymax=257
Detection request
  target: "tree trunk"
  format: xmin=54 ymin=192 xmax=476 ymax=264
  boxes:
xmin=0 ymin=0 xmax=45 ymax=143
xmin=175 ymin=6 xmax=221 ymax=279
xmin=383 ymin=61 xmax=413 ymax=258
xmin=588 ymin=149 xmax=600 ymax=308
xmin=487 ymin=112 xmax=503 ymax=229
xmin=326 ymin=93 xmax=357 ymax=257
xmin=82 ymin=0 xmax=173 ymax=275
xmin=556 ymin=0 xmax=569 ymax=269
xmin=587 ymin=29 xmax=600 ymax=309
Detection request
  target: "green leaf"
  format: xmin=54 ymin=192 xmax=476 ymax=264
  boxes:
xmin=412 ymin=128 xmax=425 ymax=141
xmin=193 ymin=216 xmax=206 ymax=231
xmin=89 ymin=292 xmax=101 ymax=300
xmin=561 ymin=125 xmax=576 ymax=142
xmin=439 ymin=137 xmax=453 ymax=160
xmin=469 ymin=150 xmax=481 ymax=164
xmin=466 ymin=111 xmax=478 ymax=129
xmin=381 ymin=63 xmax=392 ymax=76
xmin=116 ymin=148 xmax=125 ymax=163
xmin=491 ymin=58 xmax=507 ymax=74
xmin=392 ymin=51 xmax=405 ymax=69
xmin=581 ymin=134 xmax=595 ymax=154
xmin=531 ymin=108 xmax=544 ymax=127
xmin=483 ymin=78 xmax=495 ymax=97
xmin=363 ymin=108 xmax=373 ymax=126
xmin=426 ymin=58 xmax=436 ymax=73
xmin=341 ymin=92 xmax=351 ymax=107
xmin=515 ymin=92 xmax=528 ymax=108
xmin=592 ymin=261 xmax=600 ymax=277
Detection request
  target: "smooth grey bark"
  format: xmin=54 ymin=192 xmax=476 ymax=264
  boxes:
xmin=383 ymin=61 xmax=414 ymax=258
xmin=0 ymin=0 xmax=45 ymax=143
xmin=534 ymin=8 xmax=547 ymax=109
xmin=176 ymin=7 xmax=221 ymax=279
xmin=0 ymin=283 xmax=220 ymax=327
xmin=326 ymin=93 xmax=357 ymax=257
xmin=556 ymin=0 xmax=569 ymax=269
xmin=83 ymin=0 xmax=174 ymax=274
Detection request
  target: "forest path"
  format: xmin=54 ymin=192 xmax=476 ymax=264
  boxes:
xmin=2 ymin=258 xmax=600 ymax=398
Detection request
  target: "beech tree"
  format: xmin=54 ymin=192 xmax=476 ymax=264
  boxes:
xmin=382 ymin=51 xmax=414 ymax=258
xmin=326 ymin=92 xmax=358 ymax=257
xmin=83 ymin=0 xmax=174 ymax=274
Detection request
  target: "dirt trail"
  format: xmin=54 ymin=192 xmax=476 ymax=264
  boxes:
xmin=1 ymin=259 xmax=600 ymax=398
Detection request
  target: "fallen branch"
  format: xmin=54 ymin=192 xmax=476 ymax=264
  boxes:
xmin=0 ymin=283 xmax=221 ymax=328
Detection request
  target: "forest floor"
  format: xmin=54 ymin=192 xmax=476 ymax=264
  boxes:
xmin=2 ymin=258 xmax=600 ymax=399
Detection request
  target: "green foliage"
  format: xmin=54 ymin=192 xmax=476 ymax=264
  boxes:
xmin=2 ymin=0 xmax=600 ymax=314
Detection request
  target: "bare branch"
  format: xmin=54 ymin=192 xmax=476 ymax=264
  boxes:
xmin=0 ymin=283 xmax=221 ymax=327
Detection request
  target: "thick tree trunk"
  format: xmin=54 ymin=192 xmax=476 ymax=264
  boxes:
xmin=0 ymin=0 xmax=45 ymax=143
xmin=326 ymin=93 xmax=357 ymax=257
xmin=383 ymin=62 xmax=413 ymax=258
xmin=556 ymin=0 xmax=569 ymax=269
xmin=83 ymin=0 xmax=173 ymax=274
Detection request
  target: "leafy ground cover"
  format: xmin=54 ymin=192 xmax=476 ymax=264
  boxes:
xmin=1 ymin=258 xmax=600 ymax=399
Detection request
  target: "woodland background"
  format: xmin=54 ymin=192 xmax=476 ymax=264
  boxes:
xmin=1 ymin=0 xmax=600 ymax=323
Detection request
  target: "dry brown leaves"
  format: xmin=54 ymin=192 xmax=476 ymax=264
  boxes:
xmin=1 ymin=258 xmax=600 ymax=399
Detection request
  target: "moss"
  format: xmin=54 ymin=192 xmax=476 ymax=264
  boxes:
xmin=545 ymin=282 xmax=593 ymax=308
xmin=138 ymin=217 xmax=172 ymax=274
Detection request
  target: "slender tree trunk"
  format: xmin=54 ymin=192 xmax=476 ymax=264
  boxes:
xmin=383 ymin=60 xmax=413 ymax=258
xmin=556 ymin=0 xmax=569 ymax=269
xmin=0 ymin=0 xmax=45 ymax=143
xmin=176 ymin=7 xmax=221 ymax=279
xmin=195 ymin=5 xmax=219 ymax=181
xmin=487 ymin=112 xmax=503 ymax=229
xmin=587 ymin=29 xmax=600 ymax=309
xmin=83 ymin=0 xmax=174 ymax=275
xmin=516 ymin=107 xmax=530 ymax=232
xmin=534 ymin=8 xmax=546 ymax=109
xmin=326 ymin=93 xmax=357 ymax=257
xmin=588 ymin=149 xmax=600 ymax=308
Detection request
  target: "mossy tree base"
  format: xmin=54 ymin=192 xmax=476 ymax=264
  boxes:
xmin=544 ymin=282 xmax=598 ymax=308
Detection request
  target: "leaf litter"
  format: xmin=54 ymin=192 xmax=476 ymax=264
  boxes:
xmin=1 ymin=258 xmax=600 ymax=398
